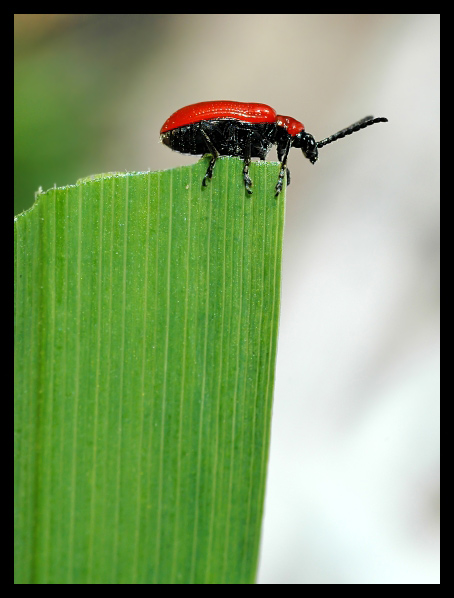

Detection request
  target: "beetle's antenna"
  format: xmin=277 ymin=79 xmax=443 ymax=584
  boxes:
xmin=317 ymin=116 xmax=388 ymax=149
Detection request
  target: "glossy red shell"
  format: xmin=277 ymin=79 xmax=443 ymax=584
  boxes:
xmin=276 ymin=115 xmax=305 ymax=136
xmin=160 ymin=101 xmax=277 ymax=134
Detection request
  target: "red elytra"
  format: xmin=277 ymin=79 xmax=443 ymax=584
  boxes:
xmin=160 ymin=100 xmax=388 ymax=196
xmin=160 ymin=101 xmax=278 ymax=134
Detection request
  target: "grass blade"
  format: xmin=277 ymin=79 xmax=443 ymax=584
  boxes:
xmin=14 ymin=157 xmax=285 ymax=584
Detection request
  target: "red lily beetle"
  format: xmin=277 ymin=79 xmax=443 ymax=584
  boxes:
xmin=160 ymin=100 xmax=388 ymax=196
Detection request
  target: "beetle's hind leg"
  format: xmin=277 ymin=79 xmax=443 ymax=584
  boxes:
xmin=200 ymin=126 xmax=220 ymax=186
xmin=242 ymin=130 xmax=253 ymax=194
xmin=242 ymin=156 xmax=253 ymax=194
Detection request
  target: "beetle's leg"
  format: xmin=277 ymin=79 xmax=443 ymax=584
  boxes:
xmin=243 ymin=157 xmax=253 ymax=194
xmin=242 ymin=130 xmax=253 ymax=194
xmin=200 ymin=126 xmax=219 ymax=186
xmin=276 ymin=137 xmax=292 ymax=196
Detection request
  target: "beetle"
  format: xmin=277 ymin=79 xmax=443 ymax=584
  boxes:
xmin=160 ymin=101 xmax=388 ymax=196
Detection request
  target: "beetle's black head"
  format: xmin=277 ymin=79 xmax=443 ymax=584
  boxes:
xmin=291 ymin=131 xmax=318 ymax=164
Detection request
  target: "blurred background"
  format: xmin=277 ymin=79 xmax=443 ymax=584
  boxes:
xmin=14 ymin=14 xmax=439 ymax=584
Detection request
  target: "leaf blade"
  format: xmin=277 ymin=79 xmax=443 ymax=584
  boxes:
xmin=14 ymin=158 xmax=285 ymax=584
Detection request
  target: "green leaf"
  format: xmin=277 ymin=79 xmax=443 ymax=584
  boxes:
xmin=14 ymin=156 xmax=285 ymax=584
